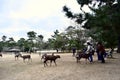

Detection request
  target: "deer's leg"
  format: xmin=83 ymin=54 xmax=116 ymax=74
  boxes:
xmin=77 ymin=57 xmax=81 ymax=63
xmin=76 ymin=57 xmax=80 ymax=63
xmin=44 ymin=62 xmax=46 ymax=67
xmin=41 ymin=57 xmax=43 ymax=61
xmin=17 ymin=57 xmax=18 ymax=60
xmin=54 ymin=60 xmax=57 ymax=66
xmin=15 ymin=57 xmax=16 ymax=61
xmin=50 ymin=60 xmax=52 ymax=66
xmin=77 ymin=58 xmax=79 ymax=63
xmin=23 ymin=59 xmax=25 ymax=62
xmin=30 ymin=58 xmax=32 ymax=62
xmin=46 ymin=62 xmax=48 ymax=66
xmin=44 ymin=60 xmax=48 ymax=67
xmin=85 ymin=58 xmax=87 ymax=64
xmin=28 ymin=58 xmax=31 ymax=62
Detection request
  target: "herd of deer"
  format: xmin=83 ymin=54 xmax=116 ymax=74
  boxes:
xmin=0 ymin=51 xmax=93 ymax=67
xmin=0 ymin=52 xmax=61 ymax=67
xmin=14 ymin=53 xmax=32 ymax=62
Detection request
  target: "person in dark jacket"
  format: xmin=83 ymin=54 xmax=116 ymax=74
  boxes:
xmin=96 ymin=43 xmax=101 ymax=61
xmin=72 ymin=47 xmax=76 ymax=56
xmin=97 ymin=42 xmax=105 ymax=63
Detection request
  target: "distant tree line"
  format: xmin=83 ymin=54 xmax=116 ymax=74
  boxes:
xmin=0 ymin=31 xmax=44 ymax=52
xmin=0 ymin=27 xmax=89 ymax=53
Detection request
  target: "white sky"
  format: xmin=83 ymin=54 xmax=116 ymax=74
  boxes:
xmin=0 ymin=0 xmax=90 ymax=41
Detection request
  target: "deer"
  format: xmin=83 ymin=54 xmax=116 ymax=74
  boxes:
xmin=20 ymin=54 xmax=32 ymax=62
xmin=15 ymin=53 xmax=21 ymax=60
xmin=43 ymin=53 xmax=60 ymax=67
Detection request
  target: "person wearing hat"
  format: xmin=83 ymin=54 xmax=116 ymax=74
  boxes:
xmin=86 ymin=42 xmax=93 ymax=62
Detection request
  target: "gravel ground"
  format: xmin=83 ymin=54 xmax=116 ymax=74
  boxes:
xmin=0 ymin=52 xmax=120 ymax=80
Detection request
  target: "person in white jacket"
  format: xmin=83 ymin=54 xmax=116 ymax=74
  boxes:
xmin=86 ymin=42 xmax=93 ymax=62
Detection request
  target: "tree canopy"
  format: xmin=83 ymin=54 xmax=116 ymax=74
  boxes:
xmin=63 ymin=0 xmax=120 ymax=50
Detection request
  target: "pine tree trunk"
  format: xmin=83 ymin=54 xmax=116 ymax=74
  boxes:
xmin=117 ymin=36 xmax=120 ymax=53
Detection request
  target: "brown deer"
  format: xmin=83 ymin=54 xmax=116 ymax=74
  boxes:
xmin=75 ymin=52 xmax=91 ymax=63
xmin=20 ymin=54 xmax=32 ymax=62
xmin=43 ymin=53 xmax=60 ymax=67
xmin=15 ymin=53 xmax=21 ymax=60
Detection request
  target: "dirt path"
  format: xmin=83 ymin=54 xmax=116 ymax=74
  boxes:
xmin=0 ymin=53 xmax=120 ymax=80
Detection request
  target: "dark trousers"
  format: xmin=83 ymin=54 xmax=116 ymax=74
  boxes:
xmin=100 ymin=53 xmax=105 ymax=63
xmin=73 ymin=52 xmax=75 ymax=56
xmin=89 ymin=54 xmax=93 ymax=62
xmin=97 ymin=52 xmax=101 ymax=60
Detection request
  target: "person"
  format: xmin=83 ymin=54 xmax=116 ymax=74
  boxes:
xmin=56 ymin=49 xmax=58 ymax=53
xmin=107 ymin=48 xmax=114 ymax=58
xmin=97 ymin=42 xmax=105 ymax=63
xmin=96 ymin=43 xmax=102 ymax=61
xmin=72 ymin=47 xmax=76 ymax=56
xmin=86 ymin=42 xmax=94 ymax=62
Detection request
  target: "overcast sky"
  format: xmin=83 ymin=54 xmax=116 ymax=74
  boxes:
xmin=0 ymin=0 xmax=90 ymax=41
